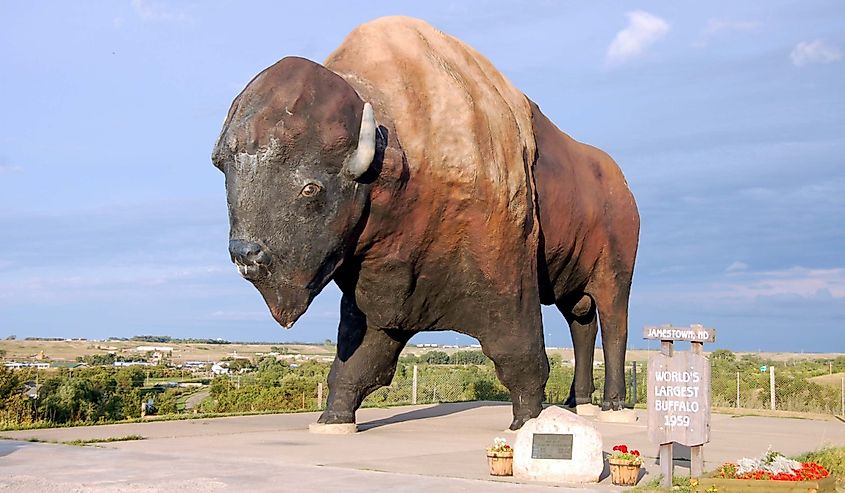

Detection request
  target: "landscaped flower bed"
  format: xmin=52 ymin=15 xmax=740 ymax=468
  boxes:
xmin=695 ymin=449 xmax=835 ymax=492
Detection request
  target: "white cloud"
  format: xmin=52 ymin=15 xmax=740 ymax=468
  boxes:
xmin=705 ymin=18 xmax=759 ymax=35
xmin=790 ymin=40 xmax=842 ymax=66
xmin=725 ymin=261 xmax=748 ymax=273
xmin=635 ymin=266 xmax=845 ymax=305
xmin=728 ymin=267 xmax=845 ymax=299
xmin=0 ymin=162 xmax=22 ymax=174
xmin=694 ymin=18 xmax=760 ymax=47
xmin=606 ymin=11 xmax=670 ymax=64
xmin=130 ymin=0 xmax=190 ymax=22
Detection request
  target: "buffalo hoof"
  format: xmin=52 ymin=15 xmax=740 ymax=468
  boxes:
xmin=509 ymin=408 xmax=542 ymax=430
xmin=509 ymin=416 xmax=528 ymax=431
xmin=317 ymin=410 xmax=355 ymax=425
xmin=601 ymin=399 xmax=625 ymax=411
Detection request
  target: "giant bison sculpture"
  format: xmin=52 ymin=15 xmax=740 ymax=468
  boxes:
xmin=212 ymin=16 xmax=639 ymax=430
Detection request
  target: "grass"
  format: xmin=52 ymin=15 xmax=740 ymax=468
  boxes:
xmin=18 ymin=435 xmax=145 ymax=447
xmin=0 ymin=407 xmax=326 ymax=432
xmin=794 ymin=446 xmax=845 ymax=491
xmin=793 ymin=446 xmax=845 ymax=476
xmin=63 ymin=435 xmax=145 ymax=446
xmin=625 ymin=474 xmax=695 ymax=492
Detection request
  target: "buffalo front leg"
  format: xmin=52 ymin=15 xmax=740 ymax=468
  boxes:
xmin=318 ymin=295 xmax=412 ymax=425
xmin=478 ymin=315 xmax=549 ymax=430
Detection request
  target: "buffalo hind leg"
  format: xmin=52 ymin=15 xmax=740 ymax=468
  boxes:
xmin=558 ymin=294 xmax=598 ymax=407
xmin=318 ymin=294 xmax=412 ymax=424
xmin=478 ymin=323 xmax=549 ymax=430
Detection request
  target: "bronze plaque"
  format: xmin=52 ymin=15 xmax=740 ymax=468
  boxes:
xmin=531 ymin=433 xmax=573 ymax=460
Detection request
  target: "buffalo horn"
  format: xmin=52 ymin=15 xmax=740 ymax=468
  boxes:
xmin=343 ymin=102 xmax=376 ymax=180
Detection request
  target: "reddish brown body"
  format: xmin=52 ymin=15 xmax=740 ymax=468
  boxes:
xmin=532 ymin=101 xmax=640 ymax=406
xmin=213 ymin=17 xmax=639 ymax=429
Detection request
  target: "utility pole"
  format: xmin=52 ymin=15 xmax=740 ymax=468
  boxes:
xmin=769 ymin=367 xmax=776 ymax=411
xmin=736 ymin=372 xmax=740 ymax=408
xmin=631 ymin=361 xmax=638 ymax=405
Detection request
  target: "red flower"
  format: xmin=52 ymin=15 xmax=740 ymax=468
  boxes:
xmin=613 ymin=445 xmax=628 ymax=453
xmin=632 ymin=450 xmax=640 ymax=457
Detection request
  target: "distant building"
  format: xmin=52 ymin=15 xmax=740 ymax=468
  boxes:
xmin=49 ymin=361 xmax=88 ymax=369
xmin=211 ymin=362 xmax=230 ymax=375
xmin=182 ymin=360 xmax=211 ymax=369
xmin=4 ymin=362 xmax=50 ymax=369
xmin=113 ymin=361 xmax=152 ymax=367
xmin=135 ymin=346 xmax=173 ymax=353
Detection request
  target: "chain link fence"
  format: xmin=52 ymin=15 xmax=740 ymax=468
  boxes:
xmin=355 ymin=358 xmax=844 ymax=416
xmin=212 ymin=353 xmax=844 ymax=418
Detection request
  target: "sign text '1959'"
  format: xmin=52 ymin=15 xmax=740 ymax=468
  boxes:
xmin=647 ymin=352 xmax=711 ymax=446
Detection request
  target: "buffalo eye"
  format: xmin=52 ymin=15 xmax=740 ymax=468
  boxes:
xmin=300 ymin=183 xmax=322 ymax=197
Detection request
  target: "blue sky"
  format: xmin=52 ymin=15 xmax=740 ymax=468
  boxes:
xmin=1 ymin=1 xmax=843 ymax=352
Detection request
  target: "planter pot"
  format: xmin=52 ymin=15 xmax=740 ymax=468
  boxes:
xmin=608 ymin=457 xmax=641 ymax=486
xmin=695 ymin=475 xmax=836 ymax=493
xmin=487 ymin=450 xmax=513 ymax=476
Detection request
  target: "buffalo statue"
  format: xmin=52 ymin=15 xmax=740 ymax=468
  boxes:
xmin=212 ymin=17 xmax=639 ymax=430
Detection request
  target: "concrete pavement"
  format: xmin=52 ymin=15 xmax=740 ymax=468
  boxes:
xmin=0 ymin=402 xmax=842 ymax=492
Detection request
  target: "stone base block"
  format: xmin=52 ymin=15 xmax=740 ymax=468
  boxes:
xmin=597 ymin=408 xmax=638 ymax=423
xmin=575 ymin=404 xmax=600 ymax=416
xmin=308 ymin=422 xmax=358 ymax=434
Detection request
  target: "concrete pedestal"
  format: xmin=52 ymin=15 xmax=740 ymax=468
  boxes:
xmin=308 ymin=422 xmax=358 ymax=434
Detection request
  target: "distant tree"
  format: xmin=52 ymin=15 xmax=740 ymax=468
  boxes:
xmin=399 ymin=354 xmax=420 ymax=364
xmin=115 ymin=366 xmax=146 ymax=389
xmin=5 ymin=335 xmax=15 ymax=340
xmin=226 ymin=358 xmax=254 ymax=372
xmin=710 ymin=349 xmax=736 ymax=362
xmin=0 ymin=365 xmax=22 ymax=401
xmin=420 ymin=351 xmax=450 ymax=365
xmin=80 ymin=353 xmax=117 ymax=366
xmin=449 ymin=350 xmax=488 ymax=365
xmin=131 ymin=335 xmax=171 ymax=343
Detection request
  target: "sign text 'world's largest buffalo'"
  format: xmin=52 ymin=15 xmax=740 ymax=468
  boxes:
xmin=647 ymin=351 xmax=711 ymax=446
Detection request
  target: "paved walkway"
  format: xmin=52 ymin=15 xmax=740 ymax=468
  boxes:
xmin=0 ymin=403 xmax=842 ymax=492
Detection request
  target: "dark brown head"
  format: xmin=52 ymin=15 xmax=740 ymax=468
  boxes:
xmin=212 ymin=56 xmax=379 ymax=328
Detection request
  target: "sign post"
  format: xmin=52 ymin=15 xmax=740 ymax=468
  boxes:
xmin=644 ymin=324 xmax=715 ymax=489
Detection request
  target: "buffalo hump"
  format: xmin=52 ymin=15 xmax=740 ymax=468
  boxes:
xmin=326 ymin=16 xmax=540 ymax=295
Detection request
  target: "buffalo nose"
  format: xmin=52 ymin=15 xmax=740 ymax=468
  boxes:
xmin=229 ymin=240 xmax=271 ymax=279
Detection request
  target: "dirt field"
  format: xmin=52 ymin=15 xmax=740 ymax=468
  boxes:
xmin=0 ymin=339 xmax=335 ymax=364
xmin=809 ymin=371 xmax=845 ymax=387
xmin=1 ymin=339 xmax=841 ymax=365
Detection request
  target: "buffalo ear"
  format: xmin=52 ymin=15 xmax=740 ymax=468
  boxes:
xmin=342 ymin=102 xmax=376 ymax=180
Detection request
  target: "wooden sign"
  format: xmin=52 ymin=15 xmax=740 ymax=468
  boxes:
xmin=647 ymin=351 xmax=711 ymax=446
xmin=643 ymin=324 xmax=716 ymax=343
xmin=531 ymin=434 xmax=573 ymax=460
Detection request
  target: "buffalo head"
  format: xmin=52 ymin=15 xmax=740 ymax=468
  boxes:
xmin=211 ymin=57 xmax=378 ymax=328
